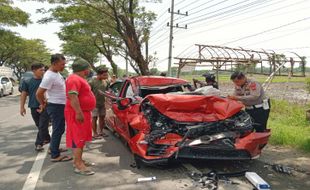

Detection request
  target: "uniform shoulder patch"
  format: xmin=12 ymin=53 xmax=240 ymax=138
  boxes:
xmin=249 ymin=82 xmax=257 ymax=90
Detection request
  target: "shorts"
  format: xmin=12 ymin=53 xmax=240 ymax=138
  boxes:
xmin=92 ymin=106 xmax=106 ymax=117
xmin=65 ymin=110 xmax=92 ymax=148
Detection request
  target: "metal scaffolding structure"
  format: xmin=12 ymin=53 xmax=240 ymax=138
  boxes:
xmin=175 ymin=44 xmax=306 ymax=80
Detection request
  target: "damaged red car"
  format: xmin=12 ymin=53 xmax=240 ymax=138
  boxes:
xmin=104 ymin=76 xmax=271 ymax=165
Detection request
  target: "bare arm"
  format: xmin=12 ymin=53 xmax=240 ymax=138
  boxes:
xmin=36 ymin=87 xmax=47 ymax=112
xmin=20 ymin=91 xmax=28 ymax=116
xmin=68 ymin=93 xmax=84 ymax=123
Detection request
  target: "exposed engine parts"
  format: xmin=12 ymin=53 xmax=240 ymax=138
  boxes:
xmin=141 ymin=100 xmax=254 ymax=156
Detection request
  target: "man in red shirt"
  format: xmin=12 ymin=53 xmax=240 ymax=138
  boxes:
xmin=65 ymin=58 xmax=96 ymax=175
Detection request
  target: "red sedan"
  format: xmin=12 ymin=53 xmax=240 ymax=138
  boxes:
xmin=104 ymin=76 xmax=270 ymax=165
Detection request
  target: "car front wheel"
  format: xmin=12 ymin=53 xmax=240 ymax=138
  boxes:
xmin=9 ymin=87 xmax=13 ymax=95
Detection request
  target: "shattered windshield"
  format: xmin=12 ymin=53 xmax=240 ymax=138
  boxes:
xmin=139 ymin=84 xmax=191 ymax=98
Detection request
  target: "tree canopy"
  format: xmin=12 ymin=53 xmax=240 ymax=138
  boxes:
xmin=0 ymin=2 xmax=49 ymax=79
xmin=38 ymin=0 xmax=159 ymax=75
xmin=0 ymin=0 xmax=30 ymax=27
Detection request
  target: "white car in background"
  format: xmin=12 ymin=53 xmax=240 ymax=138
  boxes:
xmin=0 ymin=76 xmax=13 ymax=97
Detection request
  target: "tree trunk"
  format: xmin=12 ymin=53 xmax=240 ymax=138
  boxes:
xmin=118 ymin=15 xmax=149 ymax=75
xmin=106 ymin=54 xmax=118 ymax=77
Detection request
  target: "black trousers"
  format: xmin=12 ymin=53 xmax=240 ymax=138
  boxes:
xmin=30 ymin=108 xmax=50 ymax=146
xmin=245 ymin=101 xmax=270 ymax=132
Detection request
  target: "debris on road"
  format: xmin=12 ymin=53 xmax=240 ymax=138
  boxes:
xmin=272 ymin=164 xmax=293 ymax=175
xmin=189 ymin=170 xmax=247 ymax=189
xmin=245 ymin=172 xmax=271 ymax=190
xmin=137 ymin=176 xmax=157 ymax=183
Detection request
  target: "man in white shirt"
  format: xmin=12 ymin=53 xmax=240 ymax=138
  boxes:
xmin=36 ymin=54 xmax=72 ymax=162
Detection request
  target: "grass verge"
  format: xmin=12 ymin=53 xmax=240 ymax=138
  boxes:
xmin=268 ymin=99 xmax=310 ymax=152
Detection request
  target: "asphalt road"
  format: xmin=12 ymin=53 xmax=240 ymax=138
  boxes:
xmin=0 ymin=92 xmax=309 ymax=190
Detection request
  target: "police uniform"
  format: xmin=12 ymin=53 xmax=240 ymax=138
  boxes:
xmin=234 ymin=79 xmax=270 ymax=132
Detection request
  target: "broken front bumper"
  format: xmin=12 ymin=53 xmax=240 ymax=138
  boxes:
xmin=133 ymin=130 xmax=271 ymax=165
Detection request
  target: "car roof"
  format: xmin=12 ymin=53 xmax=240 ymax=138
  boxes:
xmin=130 ymin=76 xmax=188 ymax=87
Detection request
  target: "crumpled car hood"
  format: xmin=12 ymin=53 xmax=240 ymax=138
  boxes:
xmin=144 ymin=94 xmax=244 ymax=122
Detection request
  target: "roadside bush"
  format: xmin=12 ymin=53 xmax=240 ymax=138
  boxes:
xmin=268 ymin=99 xmax=310 ymax=152
xmin=306 ymin=77 xmax=310 ymax=93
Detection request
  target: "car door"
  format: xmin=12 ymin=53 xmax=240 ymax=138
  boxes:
xmin=111 ymin=80 xmax=136 ymax=140
xmin=104 ymin=81 xmax=124 ymax=131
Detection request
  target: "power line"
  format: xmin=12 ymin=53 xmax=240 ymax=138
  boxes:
xmin=271 ymin=47 xmax=310 ymax=51
xmin=179 ymin=0 xmax=249 ymax=24
xmin=174 ymin=0 xmax=273 ymax=36
xmin=222 ymin=16 xmax=310 ymax=45
xmin=177 ymin=0 xmax=214 ymax=13
xmin=174 ymin=0 xmax=304 ymax=38
xmin=189 ymin=0 xmax=305 ymax=34
xmin=182 ymin=0 xmax=266 ymax=25
xmin=243 ymin=26 xmax=310 ymax=47
xmin=175 ymin=0 xmax=187 ymax=7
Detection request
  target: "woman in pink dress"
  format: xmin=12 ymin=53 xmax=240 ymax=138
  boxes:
xmin=65 ymin=58 xmax=96 ymax=175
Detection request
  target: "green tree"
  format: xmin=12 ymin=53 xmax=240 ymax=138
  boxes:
xmin=5 ymin=38 xmax=50 ymax=80
xmin=0 ymin=0 xmax=30 ymax=27
xmin=37 ymin=0 xmax=158 ymax=75
xmin=0 ymin=29 xmax=22 ymax=66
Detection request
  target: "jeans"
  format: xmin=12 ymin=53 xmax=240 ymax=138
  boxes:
xmin=30 ymin=108 xmax=50 ymax=146
xmin=47 ymin=103 xmax=65 ymax=159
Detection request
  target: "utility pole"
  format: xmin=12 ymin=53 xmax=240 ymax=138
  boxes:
xmin=167 ymin=0 xmax=188 ymax=76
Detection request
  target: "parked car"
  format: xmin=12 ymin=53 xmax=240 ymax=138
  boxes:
xmin=103 ymin=76 xmax=271 ymax=166
xmin=18 ymin=71 xmax=33 ymax=92
xmin=0 ymin=76 xmax=14 ymax=97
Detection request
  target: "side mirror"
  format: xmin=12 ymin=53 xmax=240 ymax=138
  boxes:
xmin=117 ymin=98 xmax=132 ymax=110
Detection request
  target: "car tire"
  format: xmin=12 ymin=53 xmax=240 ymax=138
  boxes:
xmin=9 ymin=87 xmax=13 ymax=95
xmin=0 ymin=89 xmax=3 ymax=97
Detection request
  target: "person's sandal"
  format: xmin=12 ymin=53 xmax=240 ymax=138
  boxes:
xmin=51 ymin=155 xmax=73 ymax=162
xmin=92 ymin=135 xmax=102 ymax=140
xmin=35 ymin=145 xmax=44 ymax=152
xmin=74 ymin=168 xmax=95 ymax=176
xmin=73 ymin=160 xmax=95 ymax=168
xmin=98 ymin=133 xmax=108 ymax=137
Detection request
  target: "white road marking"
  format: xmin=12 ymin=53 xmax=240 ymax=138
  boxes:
xmin=22 ymin=130 xmax=51 ymax=190
xmin=22 ymin=149 xmax=48 ymax=190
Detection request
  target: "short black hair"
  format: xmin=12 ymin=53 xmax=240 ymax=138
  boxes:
xmin=51 ymin=54 xmax=65 ymax=65
xmin=160 ymin=72 xmax=167 ymax=76
xmin=31 ymin=63 xmax=44 ymax=71
xmin=230 ymin=71 xmax=245 ymax=80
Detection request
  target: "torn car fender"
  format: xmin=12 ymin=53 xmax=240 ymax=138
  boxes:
xmin=234 ymin=129 xmax=271 ymax=157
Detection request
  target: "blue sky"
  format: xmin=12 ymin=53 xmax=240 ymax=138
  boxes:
xmin=10 ymin=0 xmax=310 ymax=71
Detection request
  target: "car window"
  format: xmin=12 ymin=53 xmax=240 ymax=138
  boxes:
xmin=1 ymin=77 xmax=9 ymax=83
xmin=109 ymin=81 xmax=124 ymax=97
xmin=140 ymin=85 xmax=184 ymax=98
xmin=125 ymin=83 xmax=135 ymax=98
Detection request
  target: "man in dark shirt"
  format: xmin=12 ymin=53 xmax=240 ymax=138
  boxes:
xmin=20 ymin=63 xmax=50 ymax=151
xmin=193 ymin=73 xmax=219 ymax=89
xmin=89 ymin=66 xmax=110 ymax=139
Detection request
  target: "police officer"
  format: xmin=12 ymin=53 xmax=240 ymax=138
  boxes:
xmin=193 ymin=73 xmax=219 ymax=89
xmin=228 ymin=71 xmax=270 ymax=132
